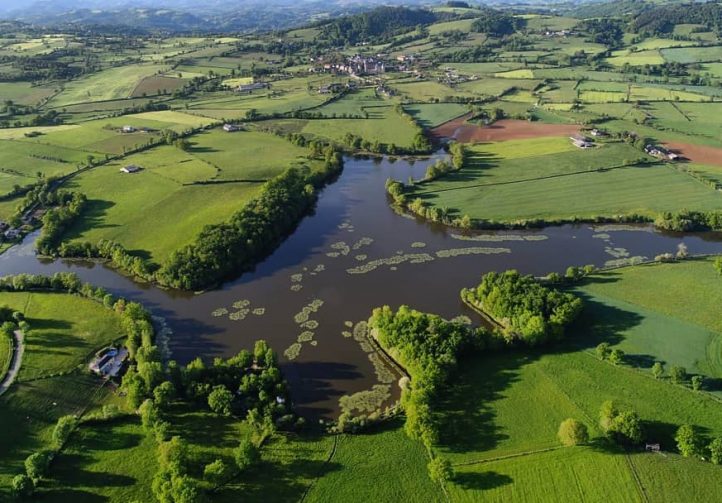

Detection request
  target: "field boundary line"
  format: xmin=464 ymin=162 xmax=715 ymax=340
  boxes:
xmin=415 ymin=161 xmax=645 ymax=196
xmin=625 ymin=453 xmax=650 ymax=503
xmin=451 ymin=445 xmax=562 ymax=467
xmin=297 ymin=434 xmax=339 ymax=503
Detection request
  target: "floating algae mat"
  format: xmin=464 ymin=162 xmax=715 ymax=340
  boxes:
xmin=590 ymin=225 xmax=654 ymax=233
xmin=330 ymin=241 xmax=351 ymax=256
xmin=355 ymin=254 xmax=367 ymax=262
xmin=605 ymin=246 xmax=630 ymax=259
xmin=293 ymin=299 xmax=324 ymax=324
xmin=352 ymin=237 xmax=374 ymax=250
xmin=290 ymin=284 xmax=303 ymax=292
xmin=368 ymin=352 xmax=395 ymax=384
xmin=450 ymin=233 xmax=548 ymax=242
xmin=232 ymin=299 xmax=250 ymax=309
xmin=592 ymin=233 xmax=611 ymax=240
xmin=339 ymin=384 xmax=391 ymax=414
xmin=211 ymin=307 xmax=229 ymax=317
xmin=346 ymin=253 xmax=435 ymax=274
xmin=435 ymin=247 xmax=511 ymax=258
xmin=300 ymin=320 xmax=319 ymax=330
xmin=411 ymin=242 xmax=426 ymax=248
xmin=284 ymin=342 xmax=302 ymax=360
xmin=297 ymin=331 xmax=314 ymax=343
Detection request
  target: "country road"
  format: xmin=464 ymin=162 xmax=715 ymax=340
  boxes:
xmin=0 ymin=330 xmax=25 ymax=396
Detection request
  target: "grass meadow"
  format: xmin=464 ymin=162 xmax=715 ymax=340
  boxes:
xmin=407 ymin=137 xmax=722 ymax=223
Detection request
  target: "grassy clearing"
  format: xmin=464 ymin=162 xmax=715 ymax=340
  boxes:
xmin=575 ymin=259 xmax=722 ymax=379
xmin=662 ymin=46 xmax=722 ymax=64
xmin=408 ymin=138 xmax=722 ymax=223
xmin=301 ymin=111 xmax=418 ymax=149
xmin=0 ymin=291 xmax=123 ymax=381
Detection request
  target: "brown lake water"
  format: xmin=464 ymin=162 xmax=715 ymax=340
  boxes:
xmin=3 ymin=154 xmax=722 ymax=418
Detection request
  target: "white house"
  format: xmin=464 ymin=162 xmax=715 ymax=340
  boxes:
xmin=120 ymin=165 xmax=142 ymax=174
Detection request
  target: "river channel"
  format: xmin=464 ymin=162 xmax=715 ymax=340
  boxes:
xmin=2 ymin=154 xmax=722 ymax=418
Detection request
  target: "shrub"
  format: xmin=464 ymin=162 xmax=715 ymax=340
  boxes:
xmin=709 ymin=437 xmax=722 ymax=465
xmin=609 ymin=348 xmax=625 ymax=366
xmin=12 ymin=474 xmax=34 ymax=498
xmin=595 ymin=342 xmax=610 ymax=360
xmin=670 ymin=366 xmax=687 ymax=385
xmin=691 ymin=375 xmax=703 ymax=391
xmin=558 ymin=418 xmax=589 ymax=446
xmin=234 ymin=438 xmax=260 ymax=472
xmin=203 ymin=459 xmax=230 ymax=485
xmin=24 ymin=451 xmax=52 ymax=483
xmin=139 ymin=399 xmax=160 ymax=430
xmin=52 ymin=415 xmax=78 ymax=449
xmin=427 ymin=457 xmax=454 ymax=484
xmin=651 ymin=362 xmax=664 ymax=379
xmin=208 ymin=385 xmax=234 ymax=416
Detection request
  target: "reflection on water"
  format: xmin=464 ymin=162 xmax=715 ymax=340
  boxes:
xmin=3 ymin=154 xmax=722 ymax=418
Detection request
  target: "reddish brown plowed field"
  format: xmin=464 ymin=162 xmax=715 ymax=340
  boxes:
xmin=664 ymin=142 xmax=722 ymax=167
xmin=431 ymin=116 xmax=581 ymax=143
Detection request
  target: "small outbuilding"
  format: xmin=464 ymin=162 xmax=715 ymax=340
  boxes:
xmin=570 ymin=135 xmax=594 ymax=148
xmin=223 ymin=123 xmax=241 ymax=132
xmin=121 ymin=125 xmax=136 ymax=133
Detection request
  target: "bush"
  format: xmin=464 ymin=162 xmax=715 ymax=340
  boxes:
xmin=709 ymin=437 xmax=722 ymax=465
xmin=207 ymin=385 xmax=234 ymax=416
xmin=652 ymin=362 xmax=664 ymax=379
xmin=24 ymin=451 xmax=52 ymax=483
xmin=691 ymin=375 xmax=703 ymax=391
xmin=12 ymin=474 xmax=34 ymax=498
xmin=52 ymin=415 xmax=78 ymax=449
xmin=595 ymin=342 xmax=610 ymax=360
xmin=203 ymin=459 xmax=230 ymax=485
xmin=600 ymin=401 xmax=643 ymax=445
xmin=139 ymin=399 xmax=160 ymax=431
xmin=234 ymin=438 xmax=260 ymax=472
xmin=609 ymin=348 xmax=625 ymax=366
xmin=558 ymin=418 xmax=589 ymax=446
xmin=427 ymin=457 xmax=454 ymax=484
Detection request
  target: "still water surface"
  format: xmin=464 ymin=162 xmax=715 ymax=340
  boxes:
xmin=3 ymin=154 xmax=722 ymax=417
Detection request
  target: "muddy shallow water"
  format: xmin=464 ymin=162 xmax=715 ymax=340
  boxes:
xmin=3 ymin=154 xmax=722 ymax=418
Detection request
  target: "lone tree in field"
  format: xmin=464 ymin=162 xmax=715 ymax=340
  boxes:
xmin=670 ymin=366 xmax=687 ymax=385
xmin=595 ymin=342 xmax=610 ymax=360
xmin=652 ymin=362 xmax=664 ymax=379
xmin=600 ymin=401 xmax=643 ymax=445
xmin=427 ymin=457 xmax=454 ymax=484
xmin=675 ymin=424 xmax=701 ymax=458
xmin=558 ymin=418 xmax=589 ymax=446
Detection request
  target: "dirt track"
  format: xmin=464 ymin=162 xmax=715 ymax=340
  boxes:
xmin=431 ymin=116 xmax=581 ymax=143
xmin=664 ymin=142 xmax=722 ymax=167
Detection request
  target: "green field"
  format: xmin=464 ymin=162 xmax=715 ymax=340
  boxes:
xmin=62 ymin=129 xmax=315 ymax=263
xmin=575 ymin=259 xmax=722 ymax=380
xmin=404 ymin=103 xmax=469 ymax=128
xmin=48 ymin=64 xmax=170 ymax=107
xmin=0 ymin=291 xmax=123 ymax=381
xmin=406 ymin=137 xmax=722 ymax=224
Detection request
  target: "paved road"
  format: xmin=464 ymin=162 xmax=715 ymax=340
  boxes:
xmin=0 ymin=330 xmax=25 ymax=396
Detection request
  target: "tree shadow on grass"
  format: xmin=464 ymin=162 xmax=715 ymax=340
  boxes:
xmin=453 ymin=470 xmax=513 ymax=491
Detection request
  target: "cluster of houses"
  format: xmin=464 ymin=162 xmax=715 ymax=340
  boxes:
xmin=88 ymin=346 xmax=129 ymax=378
xmin=311 ymin=54 xmax=387 ymax=77
xmin=543 ymin=29 xmax=576 ymax=37
xmin=645 ymin=144 xmax=680 ymax=161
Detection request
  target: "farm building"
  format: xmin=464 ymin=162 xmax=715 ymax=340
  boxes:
xmin=570 ymin=135 xmax=594 ymax=148
xmin=121 ymin=125 xmax=136 ymax=133
xmin=645 ymin=144 xmax=679 ymax=160
xmin=318 ymin=83 xmax=344 ymax=94
xmin=223 ymin=123 xmax=242 ymax=132
xmin=237 ymin=82 xmax=269 ymax=92
xmin=120 ymin=165 xmax=142 ymax=174
xmin=590 ymin=128 xmax=607 ymax=137
xmin=88 ymin=346 xmax=129 ymax=377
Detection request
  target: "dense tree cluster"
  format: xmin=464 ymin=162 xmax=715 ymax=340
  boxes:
xmin=580 ymin=18 xmax=624 ymax=48
xmin=157 ymin=148 xmax=342 ymax=290
xmin=370 ymin=305 xmax=488 ymax=452
xmin=470 ymin=9 xmax=526 ymax=37
xmin=319 ymin=7 xmax=438 ymax=45
xmin=599 ymin=400 xmax=644 ymax=445
xmin=654 ymin=210 xmax=722 ymax=232
xmin=631 ymin=3 xmax=722 ymax=36
xmin=35 ymin=191 xmax=87 ymax=255
xmin=463 ymin=270 xmax=583 ymax=345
